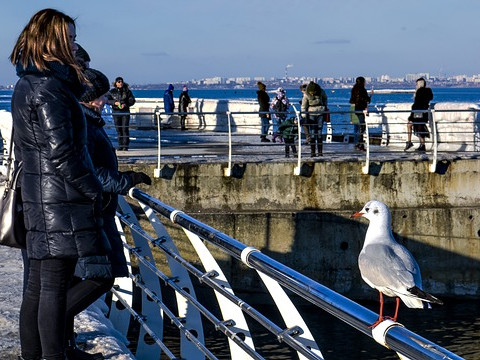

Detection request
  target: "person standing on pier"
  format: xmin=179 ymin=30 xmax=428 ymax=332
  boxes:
xmin=278 ymin=116 xmax=298 ymax=157
xmin=301 ymin=81 xmax=328 ymax=156
xmin=10 ymin=9 xmax=109 ymax=360
xmin=349 ymin=77 xmax=373 ymax=151
xmin=405 ymin=77 xmax=433 ymax=152
xmin=107 ymin=76 xmax=136 ymax=151
xmin=299 ymin=84 xmax=312 ymax=144
xmin=178 ymin=85 xmax=192 ymax=130
xmin=257 ymin=81 xmax=271 ymax=142
xmin=66 ymin=67 xmax=151 ymax=360
xmin=270 ymin=87 xmax=290 ymax=143
xmin=163 ymin=83 xmax=175 ymax=127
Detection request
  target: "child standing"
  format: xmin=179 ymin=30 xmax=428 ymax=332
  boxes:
xmin=278 ymin=117 xmax=298 ymax=157
xmin=270 ymin=87 xmax=290 ymax=143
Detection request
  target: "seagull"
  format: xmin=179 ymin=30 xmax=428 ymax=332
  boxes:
xmin=351 ymin=200 xmax=443 ymax=328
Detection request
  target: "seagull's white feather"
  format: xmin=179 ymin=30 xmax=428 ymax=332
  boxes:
xmin=356 ymin=200 xmax=441 ymax=308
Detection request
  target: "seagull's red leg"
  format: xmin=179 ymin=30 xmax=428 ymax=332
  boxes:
xmin=392 ymin=297 xmax=400 ymax=322
xmin=369 ymin=292 xmax=385 ymax=328
xmin=378 ymin=292 xmax=384 ymax=319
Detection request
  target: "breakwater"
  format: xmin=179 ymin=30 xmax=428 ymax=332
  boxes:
xmin=121 ymin=157 xmax=480 ymax=300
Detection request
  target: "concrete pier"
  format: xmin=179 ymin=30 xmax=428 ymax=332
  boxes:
xmin=122 ymin=156 xmax=480 ymax=299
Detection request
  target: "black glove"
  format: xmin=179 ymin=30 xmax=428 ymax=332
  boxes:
xmin=128 ymin=171 xmax=152 ymax=186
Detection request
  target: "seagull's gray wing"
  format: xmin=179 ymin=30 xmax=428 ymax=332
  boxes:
xmin=359 ymin=243 xmax=420 ymax=293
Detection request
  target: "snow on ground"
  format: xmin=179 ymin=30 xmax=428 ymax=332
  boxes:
xmin=0 ymin=245 xmax=135 ymax=359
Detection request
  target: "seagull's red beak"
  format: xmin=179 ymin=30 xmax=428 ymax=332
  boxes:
xmin=350 ymin=211 xmax=364 ymax=218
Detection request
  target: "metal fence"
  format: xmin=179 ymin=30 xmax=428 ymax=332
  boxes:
xmin=1 ymin=105 xmax=478 ymax=178
xmin=99 ymin=105 xmax=480 ymax=176
xmin=107 ymin=188 xmax=464 ymax=359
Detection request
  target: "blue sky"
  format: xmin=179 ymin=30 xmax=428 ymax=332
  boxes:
xmin=1 ymin=0 xmax=479 ymax=86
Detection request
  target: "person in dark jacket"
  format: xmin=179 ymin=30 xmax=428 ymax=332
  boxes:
xmin=106 ymin=77 xmax=135 ymax=151
xmin=163 ymin=84 xmax=175 ymax=126
xmin=178 ymin=85 xmax=192 ymax=130
xmin=10 ymin=9 xmax=109 ymax=360
xmin=64 ymin=68 xmax=151 ymax=360
xmin=405 ymin=78 xmax=433 ymax=152
xmin=257 ymin=81 xmax=271 ymax=142
xmin=278 ymin=117 xmax=298 ymax=157
xmin=349 ymin=77 xmax=373 ymax=151
xmin=301 ymin=81 xmax=328 ymax=156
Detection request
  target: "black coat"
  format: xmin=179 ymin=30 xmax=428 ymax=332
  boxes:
xmin=11 ymin=62 xmax=109 ymax=260
xmin=75 ymin=106 xmax=132 ymax=278
xmin=349 ymin=84 xmax=371 ymax=111
xmin=107 ymin=85 xmax=136 ymax=113
xmin=409 ymin=87 xmax=434 ymax=122
xmin=257 ymin=90 xmax=270 ymax=117
xmin=178 ymin=91 xmax=192 ymax=112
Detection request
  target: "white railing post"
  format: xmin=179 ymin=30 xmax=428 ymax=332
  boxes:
xmin=154 ymin=111 xmax=162 ymax=178
xmin=325 ymin=108 xmax=332 ymax=144
xmin=224 ymin=111 xmax=232 ymax=177
xmin=429 ymin=109 xmax=438 ymax=173
xmin=292 ymin=105 xmax=302 ymax=176
xmin=362 ymin=113 xmax=370 ymax=174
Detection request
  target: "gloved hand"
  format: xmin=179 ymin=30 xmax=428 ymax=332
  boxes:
xmin=128 ymin=171 xmax=152 ymax=186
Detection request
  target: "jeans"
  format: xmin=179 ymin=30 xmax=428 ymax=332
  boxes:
xmin=353 ymin=113 xmax=366 ymax=144
xmin=20 ymin=258 xmax=76 ymax=360
xmin=308 ymin=115 xmax=324 ymax=145
xmin=260 ymin=116 xmax=270 ymax=137
xmin=113 ymin=113 xmax=130 ymax=149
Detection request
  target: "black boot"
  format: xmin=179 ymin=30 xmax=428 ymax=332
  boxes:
xmin=292 ymin=145 xmax=297 ymax=155
xmin=317 ymin=143 xmax=323 ymax=156
xmin=66 ymin=334 xmax=104 ymax=360
xmin=310 ymin=144 xmax=316 ymax=157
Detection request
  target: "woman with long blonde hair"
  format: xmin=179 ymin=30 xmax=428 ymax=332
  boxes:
xmin=10 ymin=9 xmax=109 ymax=360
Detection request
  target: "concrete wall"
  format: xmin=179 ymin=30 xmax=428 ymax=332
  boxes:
xmin=121 ymin=158 xmax=480 ymax=299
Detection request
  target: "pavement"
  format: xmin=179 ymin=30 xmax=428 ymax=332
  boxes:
xmin=0 ymin=246 xmax=133 ymax=359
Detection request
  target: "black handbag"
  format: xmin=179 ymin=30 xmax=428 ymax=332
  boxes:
xmin=0 ymin=126 xmax=26 ymax=249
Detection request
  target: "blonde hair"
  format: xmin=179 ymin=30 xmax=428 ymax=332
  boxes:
xmin=9 ymin=8 xmax=84 ymax=83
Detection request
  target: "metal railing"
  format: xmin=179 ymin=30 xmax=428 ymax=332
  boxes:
xmin=3 ymin=106 xmax=477 ymax=178
xmin=97 ymin=105 xmax=480 ymax=176
xmin=107 ymin=188 xmax=464 ymax=359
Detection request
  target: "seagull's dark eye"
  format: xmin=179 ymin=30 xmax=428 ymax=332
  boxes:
xmin=373 ymin=209 xmax=379 ymax=214
xmin=365 ymin=207 xmax=369 ymax=212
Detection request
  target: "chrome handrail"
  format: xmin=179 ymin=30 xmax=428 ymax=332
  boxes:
xmin=127 ymin=188 xmax=464 ymax=360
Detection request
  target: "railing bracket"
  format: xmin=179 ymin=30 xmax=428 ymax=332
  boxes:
xmin=371 ymin=319 xmax=404 ymax=348
xmin=278 ymin=326 xmax=304 ymax=342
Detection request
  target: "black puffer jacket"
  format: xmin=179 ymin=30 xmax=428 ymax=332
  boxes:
xmin=107 ymin=85 xmax=135 ymax=113
xmin=75 ymin=106 xmax=132 ymax=278
xmin=11 ymin=62 xmax=109 ymax=260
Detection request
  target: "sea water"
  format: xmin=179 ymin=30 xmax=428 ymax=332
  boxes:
xmin=2 ymin=87 xmax=480 ymax=113
xmin=132 ymin=87 xmax=480 ymax=105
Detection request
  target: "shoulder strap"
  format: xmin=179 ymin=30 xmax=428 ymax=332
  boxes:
xmin=4 ymin=125 xmax=14 ymax=182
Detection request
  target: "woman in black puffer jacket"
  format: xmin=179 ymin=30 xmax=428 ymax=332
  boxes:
xmin=64 ymin=68 xmax=151 ymax=360
xmin=10 ymin=9 xmax=109 ymax=360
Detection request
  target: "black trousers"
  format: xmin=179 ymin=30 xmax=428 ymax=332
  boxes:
xmin=113 ymin=113 xmax=130 ymax=148
xmin=65 ymin=277 xmax=115 ymax=342
xmin=20 ymin=258 xmax=76 ymax=360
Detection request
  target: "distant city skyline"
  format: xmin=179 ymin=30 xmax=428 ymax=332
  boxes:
xmin=1 ymin=1 xmax=479 ymax=87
